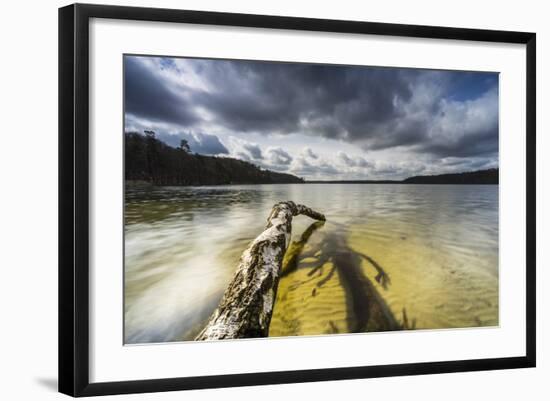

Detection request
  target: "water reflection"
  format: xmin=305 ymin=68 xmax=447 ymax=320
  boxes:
xmin=125 ymin=184 xmax=498 ymax=343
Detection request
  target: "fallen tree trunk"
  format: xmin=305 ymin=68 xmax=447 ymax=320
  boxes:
xmin=196 ymin=201 xmax=326 ymax=340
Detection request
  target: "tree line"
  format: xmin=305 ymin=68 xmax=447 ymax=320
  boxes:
xmin=403 ymin=168 xmax=498 ymax=184
xmin=125 ymin=131 xmax=304 ymax=186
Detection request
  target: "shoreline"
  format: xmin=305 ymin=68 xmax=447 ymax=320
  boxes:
xmin=125 ymin=180 xmax=498 ymax=187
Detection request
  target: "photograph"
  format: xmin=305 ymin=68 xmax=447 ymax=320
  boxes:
xmin=123 ymin=54 xmax=499 ymax=344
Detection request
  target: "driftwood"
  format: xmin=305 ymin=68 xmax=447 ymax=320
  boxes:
xmin=196 ymin=201 xmax=325 ymax=340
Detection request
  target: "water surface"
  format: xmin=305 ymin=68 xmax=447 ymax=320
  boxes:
xmin=125 ymin=184 xmax=498 ymax=343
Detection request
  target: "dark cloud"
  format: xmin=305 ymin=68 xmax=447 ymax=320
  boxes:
xmin=337 ymin=151 xmax=372 ymax=169
xmin=234 ymin=145 xmax=294 ymax=173
xmin=124 ymin=55 xmax=499 ymax=165
xmin=193 ymin=61 xmax=415 ymax=141
xmin=242 ymin=142 xmax=263 ymax=160
xmin=303 ymin=147 xmax=318 ymax=160
xmin=420 ymin=128 xmax=498 ymax=158
xmin=366 ymin=119 xmax=429 ymax=151
xmin=229 ymin=139 xmax=264 ymax=161
xmin=338 ymin=151 xmax=354 ymax=166
xmin=124 ymin=57 xmax=197 ymax=126
xmin=266 ymin=147 xmax=293 ymax=166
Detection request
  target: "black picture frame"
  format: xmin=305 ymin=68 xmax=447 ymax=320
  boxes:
xmin=59 ymin=3 xmax=536 ymax=397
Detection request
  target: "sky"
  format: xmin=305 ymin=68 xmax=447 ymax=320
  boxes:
xmin=124 ymin=55 xmax=499 ymax=180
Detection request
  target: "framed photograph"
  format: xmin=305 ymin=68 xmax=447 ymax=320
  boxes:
xmin=58 ymin=3 xmax=536 ymax=397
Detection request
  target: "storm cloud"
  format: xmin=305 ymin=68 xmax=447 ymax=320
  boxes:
xmin=124 ymin=57 xmax=198 ymax=126
xmin=124 ymin=55 xmax=499 ymax=179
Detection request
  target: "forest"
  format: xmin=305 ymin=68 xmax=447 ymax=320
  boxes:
xmin=125 ymin=131 xmax=304 ymax=186
xmin=403 ymin=168 xmax=498 ymax=184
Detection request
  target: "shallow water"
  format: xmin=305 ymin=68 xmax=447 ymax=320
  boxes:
xmin=124 ymin=184 xmax=498 ymax=343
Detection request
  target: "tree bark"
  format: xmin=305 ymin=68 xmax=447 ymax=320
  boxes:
xmin=195 ymin=201 xmax=326 ymax=340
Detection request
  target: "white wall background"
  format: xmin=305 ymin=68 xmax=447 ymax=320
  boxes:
xmin=0 ymin=0 xmax=546 ymax=399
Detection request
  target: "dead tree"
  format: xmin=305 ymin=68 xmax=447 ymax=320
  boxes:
xmin=196 ymin=201 xmax=325 ymax=340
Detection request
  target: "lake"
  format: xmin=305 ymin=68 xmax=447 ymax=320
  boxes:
xmin=124 ymin=184 xmax=498 ymax=344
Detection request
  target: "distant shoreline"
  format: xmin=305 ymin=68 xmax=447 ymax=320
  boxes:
xmin=126 ymin=168 xmax=498 ymax=187
xmin=304 ymin=168 xmax=498 ymax=185
xmin=303 ymin=181 xmax=498 ymax=185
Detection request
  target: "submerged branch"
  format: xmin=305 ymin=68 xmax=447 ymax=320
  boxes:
xmin=196 ymin=201 xmax=325 ymax=340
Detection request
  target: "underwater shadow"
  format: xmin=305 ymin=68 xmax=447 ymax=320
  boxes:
xmin=281 ymin=220 xmax=326 ymax=278
xmin=282 ymin=224 xmax=414 ymax=333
